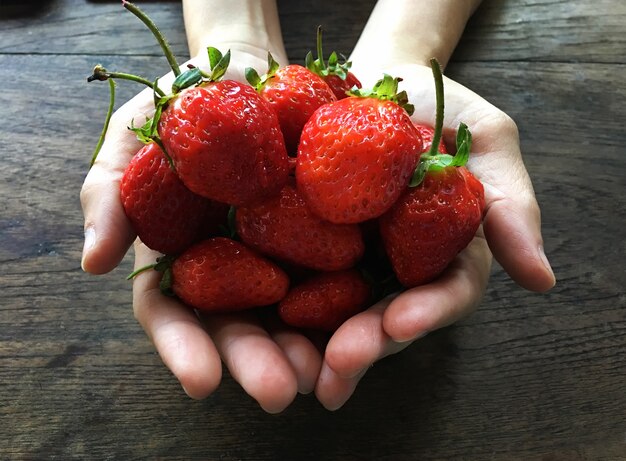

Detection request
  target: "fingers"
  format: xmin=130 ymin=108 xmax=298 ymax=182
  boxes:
xmin=202 ymin=312 xmax=299 ymax=414
xmin=464 ymin=111 xmax=556 ymax=292
xmin=315 ymin=299 xmax=411 ymax=410
xmin=132 ymin=243 xmax=223 ymax=399
xmin=80 ymin=89 xmax=154 ymax=274
xmin=262 ymin=315 xmax=323 ymax=395
xmin=383 ymin=232 xmax=492 ymax=341
xmin=316 ymin=233 xmax=492 ymax=410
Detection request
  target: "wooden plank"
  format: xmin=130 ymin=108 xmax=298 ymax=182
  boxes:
xmin=454 ymin=0 xmax=626 ymax=64
xmin=1 ymin=0 xmax=624 ymax=64
xmin=1 ymin=49 xmax=624 ymax=459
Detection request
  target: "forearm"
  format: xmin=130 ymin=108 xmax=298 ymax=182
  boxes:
xmin=183 ymin=0 xmax=286 ymax=61
xmin=350 ymin=0 xmax=482 ymax=71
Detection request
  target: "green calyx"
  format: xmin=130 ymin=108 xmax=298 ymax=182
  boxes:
xmin=409 ymin=58 xmax=473 ymax=187
xmin=305 ymin=26 xmax=353 ymax=81
xmin=171 ymin=47 xmax=231 ymax=93
xmin=126 ymin=254 xmax=175 ymax=296
xmin=245 ymin=52 xmax=281 ymax=92
xmin=350 ymin=74 xmax=415 ymax=115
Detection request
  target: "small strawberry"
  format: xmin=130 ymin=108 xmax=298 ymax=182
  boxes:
xmin=278 ymin=269 xmax=371 ymax=331
xmin=166 ymin=237 xmax=290 ymax=312
xmin=414 ymin=124 xmax=449 ymax=155
xmin=236 ymin=179 xmax=365 ymax=271
xmin=246 ymin=53 xmax=337 ymax=155
xmin=379 ymin=60 xmax=485 ymax=287
xmin=120 ymin=142 xmax=228 ymax=255
xmin=296 ymin=74 xmax=422 ymax=224
xmin=305 ymin=26 xmax=362 ymax=100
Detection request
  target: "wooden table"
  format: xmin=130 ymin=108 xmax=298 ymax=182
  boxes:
xmin=1 ymin=1 xmax=625 ymax=459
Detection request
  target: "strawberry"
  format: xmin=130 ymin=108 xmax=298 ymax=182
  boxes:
xmin=305 ymin=26 xmax=362 ymax=100
xmin=235 ymin=179 xmax=365 ymax=271
xmin=379 ymin=60 xmax=485 ymax=287
xmin=120 ymin=142 xmax=228 ymax=255
xmin=246 ymin=54 xmax=337 ymax=155
xmin=278 ymin=269 xmax=371 ymax=331
xmin=148 ymin=49 xmax=288 ymax=207
xmin=296 ymin=75 xmax=422 ymax=224
xmin=167 ymin=237 xmax=290 ymax=312
xmin=414 ymin=124 xmax=449 ymax=155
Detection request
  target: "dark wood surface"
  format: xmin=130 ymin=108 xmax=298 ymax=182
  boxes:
xmin=1 ymin=0 xmax=625 ymax=459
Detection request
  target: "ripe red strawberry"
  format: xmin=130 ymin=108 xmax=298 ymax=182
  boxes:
xmin=236 ymin=179 xmax=364 ymax=271
xmin=151 ymin=49 xmax=289 ymax=207
xmin=278 ymin=269 xmax=371 ymax=331
xmin=158 ymin=79 xmax=289 ymax=206
xmin=120 ymin=142 xmax=228 ymax=255
xmin=379 ymin=61 xmax=485 ymax=287
xmin=246 ymin=54 xmax=337 ymax=155
xmin=305 ymin=27 xmax=362 ymax=100
xmin=296 ymin=75 xmax=422 ymax=224
xmin=169 ymin=237 xmax=289 ymax=312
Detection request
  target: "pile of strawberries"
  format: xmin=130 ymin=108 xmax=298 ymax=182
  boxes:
xmin=90 ymin=4 xmax=485 ymax=332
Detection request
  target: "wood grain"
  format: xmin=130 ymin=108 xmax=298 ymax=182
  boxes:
xmin=1 ymin=0 xmax=625 ymax=460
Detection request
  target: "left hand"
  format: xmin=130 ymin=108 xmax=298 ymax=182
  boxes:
xmin=314 ymin=62 xmax=556 ymax=410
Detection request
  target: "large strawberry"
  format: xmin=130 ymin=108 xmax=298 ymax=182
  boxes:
xmin=158 ymin=51 xmax=289 ymax=206
xmin=91 ymin=6 xmax=289 ymax=208
xmin=119 ymin=142 xmax=228 ymax=255
xmin=235 ymin=178 xmax=364 ymax=271
xmin=165 ymin=237 xmax=289 ymax=312
xmin=305 ymin=26 xmax=362 ymax=100
xmin=246 ymin=54 xmax=337 ymax=155
xmin=296 ymin=75 xmax=422 ymax=224
xmin=379 ymin=60 xmax=485 ymax=287
xmin=278 ymin=269 xmax=371 ymax=331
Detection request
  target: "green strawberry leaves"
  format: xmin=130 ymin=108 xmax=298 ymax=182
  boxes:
xmin=409 ymin=60 xmax=473 ymax=187
xmin=171 ymin=47 xmax=231 ymax=93
xmin=305 ymin=26 xmax=353 ymax=81
xmin=245 ymin=52 xmax=281 ymax=92
xmin=350 ymin=74 xmax=415 ymax=115
xmin=409 ymin=129 xmax=472 ymax=187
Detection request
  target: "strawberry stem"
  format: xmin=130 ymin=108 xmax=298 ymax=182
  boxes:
xmin=88 ymin=65 xmax=166 ymax=97
xmin=126 ymin=263 xmax=157 ymax=280
xmin=408 ymin=59 xmax=472 ymax=187
xmin=316 ymin=26 xmax=326 ymax=71
xmin=122 ymin=1 xmax=181 ymax=77
xmin=428 ymin=58 xmax=445 ymax=157
xmin=90 ymin=78 xmax=115 ymax=168
xmin=126 ymin=254 xmax=175 ymax=280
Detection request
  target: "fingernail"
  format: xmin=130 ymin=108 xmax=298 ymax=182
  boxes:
xmin=538 ymin=245 xmax=556 ymax=286
xmin=81 ymin=226 xmax=96 ymax=271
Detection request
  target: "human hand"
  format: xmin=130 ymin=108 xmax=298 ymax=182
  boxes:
xmin=80 ymin=43 xmax=328 ymax=412
xmin=314 ymin=62 xmax=556 ymax=410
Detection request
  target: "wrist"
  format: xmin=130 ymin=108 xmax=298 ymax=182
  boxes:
xmin=183 ymin=0 xmax=286 ymax=62
xmin=350 ymin=0 xmax=480 ymax=71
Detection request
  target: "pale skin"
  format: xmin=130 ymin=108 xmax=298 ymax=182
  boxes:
xmin=80 ymin=0 xmax=556 ymax=412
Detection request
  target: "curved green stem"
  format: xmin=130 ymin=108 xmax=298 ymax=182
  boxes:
xmin=90 ymin=78 xmax=116 ymax=168
xmin=126 ymin=263 xmax=157 ymax=280
xmin=428 ymin=58 xmax=445 ymax=156
xmin=122 ymin=1 xmax=181 ymax=77
xmin=88 ymin=65 xmax=166 ymax=97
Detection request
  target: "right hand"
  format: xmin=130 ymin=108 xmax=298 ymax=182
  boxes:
xmin=80 ymin=48 xmax=325 ymax=413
